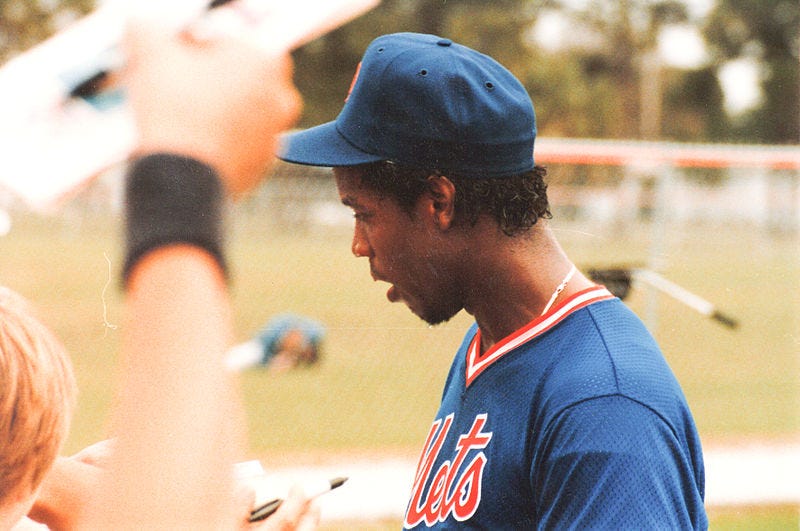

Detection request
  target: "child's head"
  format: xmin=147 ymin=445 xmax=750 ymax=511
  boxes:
xmin=0 ymin=287 xmax=76 ymax=525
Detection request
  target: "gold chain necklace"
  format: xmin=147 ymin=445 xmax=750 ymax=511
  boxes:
xmin=541 ymin=264 xmax=577 ymax=315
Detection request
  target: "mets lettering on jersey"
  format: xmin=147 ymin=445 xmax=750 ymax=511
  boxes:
xmin=401 ymin=291 xmax=707 ymax=529
xmin=404 ymin=413 xmax=492 ymax=527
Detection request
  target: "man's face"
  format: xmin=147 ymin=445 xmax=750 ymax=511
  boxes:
xmin=334 ymin=166 xmax=463 ymax=326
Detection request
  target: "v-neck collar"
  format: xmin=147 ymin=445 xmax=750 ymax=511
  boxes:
xmin=465 ymin=286 xmax=615 ymax=387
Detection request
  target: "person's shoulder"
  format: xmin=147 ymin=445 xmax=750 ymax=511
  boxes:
xmin=535 ymin=299 xmax=684 ymax=409
xmin=582 ymin=301 xmax=683 ymax=389
xmin=578 ymin=300 xmax=696 ymax=429
xmin=584 ymin=297 xmax=658 ymax=346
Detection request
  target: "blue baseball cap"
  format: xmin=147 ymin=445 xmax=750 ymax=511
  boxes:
xmin=279 ymin=32 xmax=536 ymax=177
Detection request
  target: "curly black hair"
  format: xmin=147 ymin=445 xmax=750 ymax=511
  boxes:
xmin=353 ymin=161 xmax=552 ymax=236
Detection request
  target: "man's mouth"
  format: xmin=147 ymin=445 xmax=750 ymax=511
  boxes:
xmin=371 ymin=266 xmax=403 ymax=304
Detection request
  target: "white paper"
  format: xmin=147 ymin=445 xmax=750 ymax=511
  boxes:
xmin=0 ymin=0 xmax=379 ymax=212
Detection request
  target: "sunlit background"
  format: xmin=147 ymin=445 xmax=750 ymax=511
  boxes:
xmin=0 ymin=0 xmax=798 ymax=528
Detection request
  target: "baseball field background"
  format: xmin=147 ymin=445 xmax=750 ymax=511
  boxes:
xmin=0 ymin=167 xmax=798 ymax=528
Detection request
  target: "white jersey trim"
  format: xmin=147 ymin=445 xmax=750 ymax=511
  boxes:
xmin=465 ymin=286 xmax=615 ymax=387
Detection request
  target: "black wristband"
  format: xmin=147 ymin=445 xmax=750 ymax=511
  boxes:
xmin=123 ymin=153 xmax=227 ymax=287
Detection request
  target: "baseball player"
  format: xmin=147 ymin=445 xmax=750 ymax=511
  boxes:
xmin=280 ymin=33 xmax=707 ymax=528
xmin=225 ymin=313 xmax=326 ymax=372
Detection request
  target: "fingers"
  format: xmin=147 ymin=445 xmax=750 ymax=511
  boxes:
xmin=71 ymin=438 xmax=116 ymax=467
xmin=294 ymin=505 xmax=322 ymax=531
xmin=121 ymin=15 xmax=302 ymax=196
xmin=186 ymin=8 xmax=252 ymax=46
xmin=275 ymin=54 xmax=304 ymax=131
xmin=233 ymin=484 xmax=257 ymax=530
xmin=250 ymin=485 xmax=320 ymax=530
xmin=121 ymin=18 xmax=174 ymax=72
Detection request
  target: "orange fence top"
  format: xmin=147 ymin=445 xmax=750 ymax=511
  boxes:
xmin=535 ymin=138 xmax=800 ymax=170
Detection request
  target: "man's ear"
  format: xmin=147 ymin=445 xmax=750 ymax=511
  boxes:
xmin=424 ymin=174 xmax=456 ymax=230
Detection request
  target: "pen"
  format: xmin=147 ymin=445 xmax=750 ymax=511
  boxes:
xmin=248 ymin=476 xmax=348 ymax=523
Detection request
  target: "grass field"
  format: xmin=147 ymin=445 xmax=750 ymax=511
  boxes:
xmin=0 ymin=197 xmax=798 ymax=528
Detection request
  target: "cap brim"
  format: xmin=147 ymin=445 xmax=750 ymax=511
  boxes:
xmin=278 ymin=121 xmax=385 ymax=168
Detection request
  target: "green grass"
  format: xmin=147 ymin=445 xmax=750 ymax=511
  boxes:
xmin=1 ymin=205 xmax=798 ymax=527
xmin=2 ymin=210 xmax=798 ymax=445
xmin=228 ymin=220 xmax=468 ymax=452
xmin=707 ymin=506 xmax=800 ymax=530
xmin=554 ymin=220 xmax=800 ymax=440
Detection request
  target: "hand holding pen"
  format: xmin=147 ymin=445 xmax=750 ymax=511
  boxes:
xmin=248 ymin=477 xmax=347 ymax=525
xmin=240 ymin=486 xmax=318 ymax=530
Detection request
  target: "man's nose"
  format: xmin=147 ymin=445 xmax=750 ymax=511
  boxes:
xmin=351 ymin=228 xmax=370 ymax=258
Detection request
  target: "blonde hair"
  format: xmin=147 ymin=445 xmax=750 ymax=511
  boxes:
xmin=0 ymin=287 xmax=76 ymax=503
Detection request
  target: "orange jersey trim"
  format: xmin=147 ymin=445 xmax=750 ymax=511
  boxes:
xmin=465 ymin=286 xmax=615 ymax=387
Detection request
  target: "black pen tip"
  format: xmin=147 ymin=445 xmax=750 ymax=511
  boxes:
xmin=330 ymin=476 xmax=348 ymax=489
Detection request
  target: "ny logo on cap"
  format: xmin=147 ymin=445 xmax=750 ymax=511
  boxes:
xmin=345 ymin=61 xmax=362 ymax=102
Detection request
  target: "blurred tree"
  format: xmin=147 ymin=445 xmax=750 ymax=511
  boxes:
xmin=662 ymin=66 xmax=730 ymax=141
xmin=3 ymin=0 xmax=791 ymax=145
xmin=0 ymin=0 xmax=93 ymax=62
xmin=530 ymin=0 xmax=717 ymax=140
xmin=292 ymin=0 xmax=537 ymax=127
xmin=704 ymin=0 xmax=800 ymax=143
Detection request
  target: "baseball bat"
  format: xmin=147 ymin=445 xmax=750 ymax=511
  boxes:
xmin=631 ymin=269 xmax=739 ymax=329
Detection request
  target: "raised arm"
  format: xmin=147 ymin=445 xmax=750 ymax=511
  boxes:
xmin=81 ymin=19 xmax=301 ymax=529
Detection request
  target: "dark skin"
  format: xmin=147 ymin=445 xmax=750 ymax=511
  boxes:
xmin=334 ymin=166 xmax=596 ymax=354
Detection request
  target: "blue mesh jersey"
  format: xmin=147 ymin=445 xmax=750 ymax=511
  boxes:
xmin=403 ymin=286 xmax=707 ymax=529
